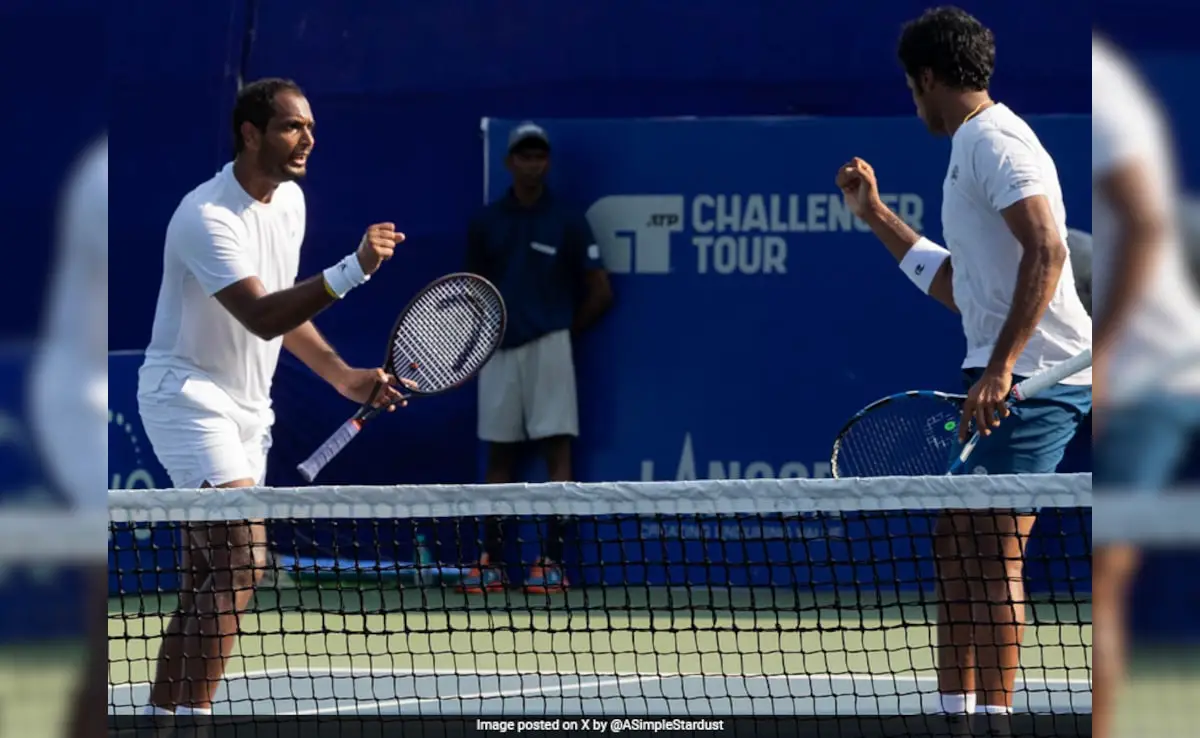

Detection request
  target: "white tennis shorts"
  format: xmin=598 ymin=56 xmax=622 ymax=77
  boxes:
xmin=137 ymin=368 xmax=272 ymax=489
xmin=477 ymin=329 xmax=579 ymax=443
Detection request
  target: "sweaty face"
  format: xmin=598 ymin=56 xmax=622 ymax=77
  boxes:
xmin=253 ymin=92 xmax=315 ymax=182
xmin=507 ymin=146 xmax=549 ymax=187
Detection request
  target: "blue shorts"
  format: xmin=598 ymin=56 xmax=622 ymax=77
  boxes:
xmin=950 ymin=368 xmax=1092 ymax=476
xmin=1093 ymin=395 xmax=1200 ymax=490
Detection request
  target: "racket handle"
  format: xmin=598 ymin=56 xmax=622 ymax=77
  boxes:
xmin=1012 ymin=348 xmax=1093 ymax=401
xmin=946 ymin=432 xmax=981 ymax=476
xmin=297 ymin=419 xmax=362 ymax=482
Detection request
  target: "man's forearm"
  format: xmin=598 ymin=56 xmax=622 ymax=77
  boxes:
xmin=248 ymin=276 xmax=339 ymax=340
xmin=861 ymin=203 xmax=957 ymax=312
xmin=987 ymin=242 xmax=1066 ymax=375
xmin=283 ymin=321 xmax=351 ymax=385
xmin=861 ymin=203 xmax=921 ymax=261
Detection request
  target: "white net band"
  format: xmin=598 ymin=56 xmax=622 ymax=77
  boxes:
xmin=107 ymin=473 xmax=1092 ymax=523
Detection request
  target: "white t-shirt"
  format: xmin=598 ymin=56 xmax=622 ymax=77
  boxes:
xmin=941 ymin=103 xmax=1093 ymax=384
xmin=1092 ymin=36 xmax=1200 ymax=403
xmin=139 ymin=162 xmax=306 ymax=420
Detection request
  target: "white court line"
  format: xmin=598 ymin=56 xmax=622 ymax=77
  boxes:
xmin=110 ymin=667 xmax=1092 ymax=716
xmin=108 ymin=666 xmax=664 ymax=690
xmin=229 ymin=666 xmax=669 ymax=678
xmin=108 ymin=669 xmax=671 ymax=711
xmin=110 ymin=666 xmax=1093 ymax=687
xmin=761 ymin=673 xmax=1092 ymax=688
xmin=108 ymin=672 xmax=1094 ymax=720
xmin=284 ymin=673 xmax=669 ymax=715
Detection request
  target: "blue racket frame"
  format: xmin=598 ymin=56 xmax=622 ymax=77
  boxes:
xmin=830 ymin=390 xmax=968 ymax=479
xmin=831 ymin=348 xmax=1092 ymax=479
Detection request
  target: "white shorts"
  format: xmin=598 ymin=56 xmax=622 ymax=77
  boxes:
xmin=28 ymin=350 xmax=107 ymax=511
xmin=477 ymin=329 xmax=578 ymax=443
xmin=137 ymin=368 xmax=272 ymax=489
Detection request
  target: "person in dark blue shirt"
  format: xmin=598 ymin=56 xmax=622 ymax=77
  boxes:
xmin=461 ymin=121 xmax=613 ymax=594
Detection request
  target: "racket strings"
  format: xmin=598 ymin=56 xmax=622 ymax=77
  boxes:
xmin=836 ymin=398 xmax=962 ymax=477
xmin=390 ymin=277 xmax=504 ymax=392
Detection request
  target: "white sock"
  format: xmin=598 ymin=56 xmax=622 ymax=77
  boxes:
xmin=143 ymin=705 xmax=174 ymax=716
xmin=175 ymin=706 xmax=212 ymax=715
xmin=981 ymin=705 xmax=1012 ymax=715
xmin=938 ymin=693 xmax=977 ymax=715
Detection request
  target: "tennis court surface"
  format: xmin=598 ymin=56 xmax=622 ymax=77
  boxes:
xmin=108 ymin=587 xmax=1090 ymax=715
xmin=107 ymin=474 xmax=1093 ymax=721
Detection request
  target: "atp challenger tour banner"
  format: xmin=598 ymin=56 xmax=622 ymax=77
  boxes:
xmin=483 ymin=115 xmax=1093 ymax=592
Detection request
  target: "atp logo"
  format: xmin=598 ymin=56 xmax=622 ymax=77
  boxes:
xmin=585 ymin=195 xmax=685 ymax=274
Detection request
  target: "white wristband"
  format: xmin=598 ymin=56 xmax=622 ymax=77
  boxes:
xmin=899 ymin=237 xmax=950 ymax=294
xmin=322 ymin=252 xmax=370 ymax=299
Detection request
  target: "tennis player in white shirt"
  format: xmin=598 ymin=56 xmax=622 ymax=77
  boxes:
xmin=1091 ymin=34 xmax=1200 ymax=738
xmin=28 ymin=134 xmax=107 ymax=738
xmin=137 ymin=78 xmax=411 ymax=716
xmin=835 ymin=6 xmax=1092 ymax=720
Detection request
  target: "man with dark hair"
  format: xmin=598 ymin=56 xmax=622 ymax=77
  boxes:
xmin=231 ymin=78 xmax=306 ymax=155
xmin=835 ymin=6 xmax=1092 ymax=719
xmin=136 ymin=77 xmax=411 ymax=715
xmin=460 ymin=121 xmax=613 ymax=594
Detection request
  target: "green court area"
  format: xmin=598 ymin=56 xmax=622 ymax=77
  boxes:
xmin=1115 ymin=648 xmax=1200 ymax=738
xmin=0 ymin=641 xmax=83 ymax=738
xmin=109 ymin=586 xmax=1091 ymax=714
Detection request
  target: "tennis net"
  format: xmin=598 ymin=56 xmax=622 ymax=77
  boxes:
xmin=107 ymin=474 xmax=1092 ymax=727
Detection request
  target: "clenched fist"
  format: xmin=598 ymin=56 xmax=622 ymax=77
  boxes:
xmin=835 ymin=158 xmax=884 ymax=219
xmin=355 ymin=223 xmax=406 ymax=275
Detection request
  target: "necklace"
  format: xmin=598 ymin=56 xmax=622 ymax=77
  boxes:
xmin=963 ymin=100 xmax=993 ymax=125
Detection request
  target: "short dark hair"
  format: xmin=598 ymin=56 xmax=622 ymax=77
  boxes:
xmin=232 ymin=78 xmax=305 ymax=154
xmin=897 ymin=6 xmax=995 ymax=92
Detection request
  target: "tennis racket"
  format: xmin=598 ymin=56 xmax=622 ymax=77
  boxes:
xmin=297 ymin=272 xmax=506 ymax=482
xmin=831 ymin=348 xmax=1092 ymax=479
